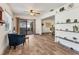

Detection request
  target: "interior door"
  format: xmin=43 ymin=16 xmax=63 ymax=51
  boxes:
xmin=19 ymin=20 xmax=27 ymax=35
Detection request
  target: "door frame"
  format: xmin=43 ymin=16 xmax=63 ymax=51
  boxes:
xmin=15 ymin=18 xmax=27 ymax=35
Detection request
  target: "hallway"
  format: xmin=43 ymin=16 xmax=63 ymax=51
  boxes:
xmin=4 ymin=34 xmax=79 ymax=55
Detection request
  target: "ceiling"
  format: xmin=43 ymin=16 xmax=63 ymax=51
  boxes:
xmin=8 ymin=3 xmax=65 ymax=17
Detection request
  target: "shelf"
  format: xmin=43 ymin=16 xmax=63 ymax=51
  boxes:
xmin=55 ymin=29 xmax=79 ymax=33
xmin=56 ymin=22 xmax=79 ymax=24
xmin=56 ymin=36 xmax=79 ymax=44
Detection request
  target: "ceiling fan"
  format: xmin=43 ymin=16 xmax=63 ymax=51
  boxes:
xmin=25 ymin=9 xmax=40 ymax=16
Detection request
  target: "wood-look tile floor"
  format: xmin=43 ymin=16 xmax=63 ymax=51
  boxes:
xmin=4 ymin=34 xmax=79 ymax=55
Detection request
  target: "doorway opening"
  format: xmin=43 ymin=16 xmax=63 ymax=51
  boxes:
xmin=19 ymin=19 xmax=36 ymax=35
xmin=26 ymin=19 xmax=36 ymax=35
xmin=42 ymin=15 xmax=55 ymax=36
xmin=19 ymin=19 xmax=27 ymax=35
xmin=27 ymin=20 xmax=33 ymax=35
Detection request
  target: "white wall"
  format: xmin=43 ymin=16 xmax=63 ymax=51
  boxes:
xmin=36 ymin=18 xmax=42 ymax=35
xmin=0 ymin=3 xmax=13 ymax=54
xmin=0 ymin=25 xmax=9 ymax=54
xmin=55 ymin=3 xmax=79 ymax=51
xmin=35 ymin=10 xmax=56 ymax=35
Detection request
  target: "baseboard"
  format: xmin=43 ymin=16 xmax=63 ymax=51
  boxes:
xmin=42 ymin=32 xmax=51 ymax=34
xmin=58 ymin=42 xmax=79 ymax=54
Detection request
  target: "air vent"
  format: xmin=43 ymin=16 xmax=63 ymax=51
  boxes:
xmin=68 ymin=3 xmax=74 ymax=8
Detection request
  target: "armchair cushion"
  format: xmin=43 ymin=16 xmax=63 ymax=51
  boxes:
xmin=8 ymin=34 xmax=26 ymax=48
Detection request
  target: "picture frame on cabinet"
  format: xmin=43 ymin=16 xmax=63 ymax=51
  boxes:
xmin=59 ymin=7 xmax=65 ymax=12
xmin=66 ymin=19 xmax=71 ymax=23
xmin=73 ymin=25 xmax=78 ymax=32
xmin=74 ymin=19 xmax=77 ymax=23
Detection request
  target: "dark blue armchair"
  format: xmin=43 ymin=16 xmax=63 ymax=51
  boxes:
xmin=8 ymin=34 xmax=26 ymax=49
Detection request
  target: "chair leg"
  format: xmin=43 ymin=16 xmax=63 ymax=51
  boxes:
xmin=9 ymin=46 xmax=11 ymax=49
xmin=14 ymin=46 xmax=16 ymax=49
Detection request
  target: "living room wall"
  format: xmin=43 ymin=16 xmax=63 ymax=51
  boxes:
xmin=0 ymin=3 xmax=13 ymax=54
xmin=55 ymin=3 xmax=79 ymax=51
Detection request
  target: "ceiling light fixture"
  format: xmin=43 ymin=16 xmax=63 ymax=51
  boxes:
xmin=30 ymin=12 xmax=35 ymax=16
xmin=25 ymin=9 xmax=40 ymax=16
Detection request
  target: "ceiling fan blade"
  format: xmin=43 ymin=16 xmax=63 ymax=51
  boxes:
xmin=36 ymin=13 xmax=40 ymax=14
xmin=24 ymin=9 xmax=40 ymax=16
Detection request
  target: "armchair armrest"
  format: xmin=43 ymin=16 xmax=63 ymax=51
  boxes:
xmin=17 ymin=34 xmax=25 ymax=37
